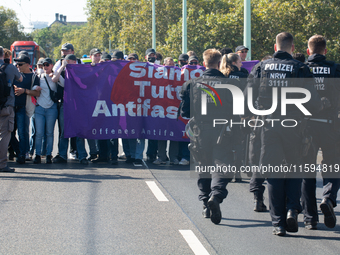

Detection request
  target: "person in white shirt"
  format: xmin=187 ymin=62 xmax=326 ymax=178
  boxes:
xmin=33 ymin=58 xmax=59 ymax=164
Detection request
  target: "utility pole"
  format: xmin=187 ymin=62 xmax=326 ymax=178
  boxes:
xmin=182 ymin=0 xmax=187 ymax=53
xmin=152 ymin=0 xmax=156 ymax=50
xmin=244 ymin=0 xmax=251 ymax=60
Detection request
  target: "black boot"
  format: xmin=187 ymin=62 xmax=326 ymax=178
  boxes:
xmin=33 ymin=155 xmax=41 ymax=164
xmin=254 ymin=191 xmax=267 ymax=212
xmin=202 ymin=199 xmax=210 ymax=218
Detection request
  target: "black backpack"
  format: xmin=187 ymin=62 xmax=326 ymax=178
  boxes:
xmin=0 ymin=63 xmax=9 ymax=109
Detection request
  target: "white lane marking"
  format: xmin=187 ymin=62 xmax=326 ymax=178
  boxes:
xmin=179 ymin=230 xmax=210 ymax=255
xmin=145 ymin=181 xmax=169 ymax=202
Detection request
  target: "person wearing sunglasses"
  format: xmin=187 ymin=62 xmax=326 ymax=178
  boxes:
xmin=235 ymin=45 xmax=249 ymax=62
xmin=33 ymin=58 xmax=58 ymax=164
xmin=12 ymin=55 xmax=40 ymax=165
xmin=188 ymin=55 xmax=199 ymax=66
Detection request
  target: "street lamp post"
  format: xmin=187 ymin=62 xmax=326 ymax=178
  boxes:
xmin=182 ymin=0 xmax=187 ymax=53
xmin=244 ymin=0 xmax=251 ymax=60
xmin=152 ymin=0 xmax=156 ymax=50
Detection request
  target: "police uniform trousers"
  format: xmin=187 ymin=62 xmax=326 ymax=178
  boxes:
xmin=196 ymin=124 xmax=234 ymax=202
xmin=232 ymin=125 xmax=246 ymax=179
xmin=301 ymin=120 xmax=340 ymax=223
xmin=260 ymin=121 xmax=303 ymax=227
xmin=249 ymin=126 xmax=266 ymax=194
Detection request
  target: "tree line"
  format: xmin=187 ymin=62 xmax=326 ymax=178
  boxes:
xmin=2 ymin=0 xmax=340 ymax=63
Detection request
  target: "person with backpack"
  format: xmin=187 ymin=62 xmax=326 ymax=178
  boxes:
xmin=0 ymin=46 xmax=23 ymax=172
xmin=33 ymin=58 xmax=59 ymax=164
xmin=12 ymin=54 xmax=40 ymax=165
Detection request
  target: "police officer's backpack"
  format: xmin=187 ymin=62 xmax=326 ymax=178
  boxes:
xmin=0 ymin=63 xmax=9 ymax=109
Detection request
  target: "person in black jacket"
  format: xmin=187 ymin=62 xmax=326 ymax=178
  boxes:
xmin=244 ymin=32 xmax=328 ymax=236
xmin=301 ymin=34 xmax=340 ymax=230
xmin=220 ymin=53 xmax=248 ymax=182
xmin=180 ymin=49 xmax=240 ymax=225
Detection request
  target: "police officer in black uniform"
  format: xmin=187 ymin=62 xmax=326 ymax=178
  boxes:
xmin=220 ymin=53 xmax=248 ymax=182
xmin=244 ymin=32 xmax=327 ymax=236
xmin=301 ymin=35 xmax=340 ymax=230
xmin=180 ymin=49 xmax=239 ymax=225
xmin=246 ymin=61 xmax=268 ymax=212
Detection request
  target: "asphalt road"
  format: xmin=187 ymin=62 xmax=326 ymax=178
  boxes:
xmin=0 ymin=158 xmax=339 ymax=254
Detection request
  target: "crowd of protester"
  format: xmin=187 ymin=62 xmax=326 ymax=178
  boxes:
xmin=2 ymin=43 xmax=224 ymax=169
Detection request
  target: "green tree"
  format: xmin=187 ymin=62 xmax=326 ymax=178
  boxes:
xmin=31 ymin=23 xmax=86 ymax=60
xmin=0 ymin=6 xmax=31 ymax=48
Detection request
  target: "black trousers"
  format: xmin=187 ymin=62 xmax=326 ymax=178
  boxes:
xmin=249 ymin=127 xmax=266 ymax=193
xmin=301 ymin=121 xmax=340 ymax=223
xmin=260 ymin=122 xmax=303 ymax=227
xmin=196 ymin=125 xmax=234 ymax=202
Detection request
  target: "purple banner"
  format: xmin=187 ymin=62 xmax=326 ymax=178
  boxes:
xmin=64 ymin=61 xmax=206 ymax=141
xmin=242 ymin=60 xmax=260 ymax=73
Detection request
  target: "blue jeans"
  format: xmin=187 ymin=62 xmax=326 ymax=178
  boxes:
xmin=135 ymin=139 xmax=145 ymax=160
xmin=122 ymin=139 xmax=137 ymax=158
xmin=179 ymin=141 xmax=190 ymax=161
xmin=35 ymin=104 xmax=58 ymax=156
xmin=57 ymin=103 xmax=69 ymax=159
xmin=76 ymin=138 xmax=88 ymax=161
xmin=15 ymin=106 xmax=30 ymax=157
xmin=29 ymin=115 xmax=46 ymax=156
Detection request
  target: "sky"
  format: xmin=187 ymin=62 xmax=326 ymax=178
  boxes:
xmin=0 ymin=0 xmax=88 ymax=32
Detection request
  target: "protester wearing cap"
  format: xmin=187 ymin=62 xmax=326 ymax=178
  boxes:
xmin=53 ymin=42 xmax=83 ymax=73
xmin=188 ymin=55 xmax=199 ymax=65
xmin=36 ymin=58 xmax=45 ymax=75
xmin=144 ymin=48 xmax=158 ymax=162
xmin=127 ymin=53 xmax=138 ymax=61
xmin=220 ymin=47 xmax=233 ymax=56
xmin=112 ymin=50 xmax=124 ymax=61
xmin=145 ymin=48 xmax=156 ymax=63
xmin=93 ymin=48 xmax=120 ymax=164
xmin=0 ymin=46 xmax=23 ymax=172
xmin=51 ymin=54 xmax=89 ymax=165
xmin=100 ymin=52 xmax=112 ymax=62
xmin=12 ymin=54 xmax=40 ymax=164
xmin=235 ymin=45 xmax=249 ymax=61
xmin=31 ymin=57 xmax=58 ymax=164
xmin=178 ymin=53 xmax=189 ymax=67
xmin=52 ymin=44 xmax=84 ymax=162
xmin=90 ymin=48 xmax=102 ymax=65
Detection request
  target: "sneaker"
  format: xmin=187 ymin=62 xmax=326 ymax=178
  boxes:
xmin=304 ymin=222 xmax=317 ymax=230
xmin=153 ymin=158 xmax=166 ymax=165
xmin=8 ymin=153 xmax=16 ymax=161
xmin=69 ymin=151 xmax=77 ymax=160
xmin=33 ymin=155 xmax=41 ymax=164
xmin=273 ymin=226 xmax=286 ymax=236
xmin=0 ymin=166 xmax=15 ymax=172
xmin=79 ymin=158 xmax=89 ymax=165
xmin=87 ymin=154 xmax=97 ymax=161
xmin=179 ymin=158 xmax=190 ymax=165
xmin=92 ymin=157 xmax=109 ymax=163
xmin=25 ymin=153 xmax=32 ymax=161
xmin=52 ymin=155 xmax=67 ymax=164
xmin=147 ymin=156 xmax=156 ymax=163
xmin=125 ymin=156 xmax=135 ymax=164
xmin=133 ymin=159 xmax=144 ymax=166
xmin=46 ymin=155 xmax=52 ymax=164
xmin=111 ymin=159 xmax=118 ymax=165
xmin=16 ymin=155 xmax=25 ymax=164
xmin=170 ymin=159 xmax=180 ymax=165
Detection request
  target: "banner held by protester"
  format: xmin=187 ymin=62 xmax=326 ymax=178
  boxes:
xmin=63 ymin=61 xmax=206 ymax=141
